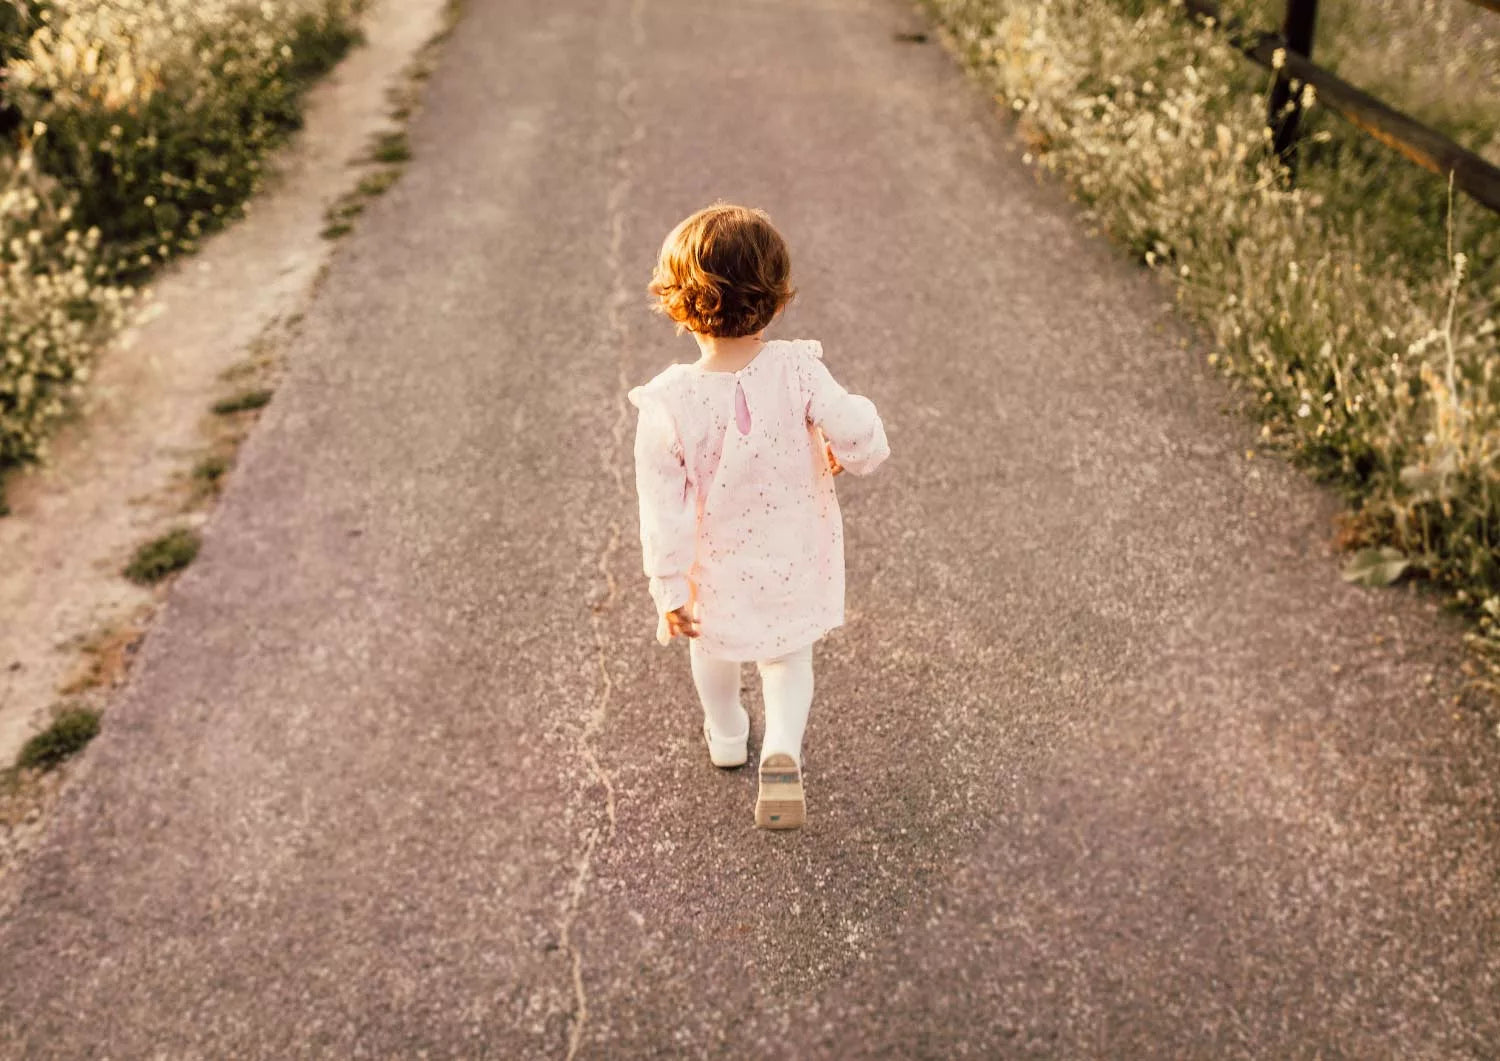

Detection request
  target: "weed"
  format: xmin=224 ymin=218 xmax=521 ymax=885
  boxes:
xmin=322 ymin=164 xmax=401 ymax=239
xmin=357 ymin=169 xmax=400 ymax=198
xmin=16 ymin=706 xmax=100 ymax=772
xmin=212 ymin=388 xmax=273 ymax=415
xmin=193 ymin=454 xmax=230 ymax=485
xmin=218 ymin=360 xmax=261 ymax=382
xmin=124 ymin=527 xmax=200 ymax=584
xmin=369 ymin=129 xmax=412 ymax=163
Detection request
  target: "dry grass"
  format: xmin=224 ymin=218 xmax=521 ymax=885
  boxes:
xmin=1221 ymin=0 xmax=1500 ymax=163
xmin=925 ymin=0 xmax=1500 ymax=689
xmin=57 ymin=613 xmax=149 ymax=696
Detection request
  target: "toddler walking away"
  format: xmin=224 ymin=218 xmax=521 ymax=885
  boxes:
xmin=628 ymin=203 xmax=889 ymax=830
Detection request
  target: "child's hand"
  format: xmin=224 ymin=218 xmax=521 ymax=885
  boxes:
xmin=825 ymin=440 xmax=844 ymax=476
xmin=665 ymin=605 xmax=700 ymax=639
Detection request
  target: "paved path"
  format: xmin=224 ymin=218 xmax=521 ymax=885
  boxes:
xmin=3 ymin=0 xmax=1498 ymax=1056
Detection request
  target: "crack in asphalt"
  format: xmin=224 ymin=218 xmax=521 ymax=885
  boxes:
xmin=559 ymin=4 xmax=645 ymax=1056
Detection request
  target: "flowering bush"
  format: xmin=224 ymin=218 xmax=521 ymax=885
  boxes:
xmin=0 ymin=0 xmax=360 ymax=470
xmin=926 ymin=0 xmax=1500 ymax=672
xmin=1 ymin=140 xmax=129 ymax=464
xmin=8 ymin=0 xmax=361 ymax=274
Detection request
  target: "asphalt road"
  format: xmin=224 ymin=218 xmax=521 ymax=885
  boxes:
xmin=3 ymin=0 xmax=1498 ymax=1057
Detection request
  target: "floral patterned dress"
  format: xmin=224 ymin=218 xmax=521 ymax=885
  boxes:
xmin=628 ymin=338 xmax=889 ymax=661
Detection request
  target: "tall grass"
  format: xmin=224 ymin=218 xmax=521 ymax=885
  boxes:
xmin=925 ymin=0 xmax=1500 ymax=681
xmin=1 ymin=0 xmax=361 ymax=471
xmin=1221 ymin=0 xmax=1500 ymax=165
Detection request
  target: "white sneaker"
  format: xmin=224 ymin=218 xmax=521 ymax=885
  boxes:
xmin=703 ymin=720 xmax=748 ymax=768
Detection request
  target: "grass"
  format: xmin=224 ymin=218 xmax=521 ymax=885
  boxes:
xmin=187 ymin=449 xmax=237 ymax=502
xmin=124 ymin=527 xmax=201 ymax=585
xmin=212 ymin=388 xmax=274 ymax=415
xmin=356 ymin=169 xmax=400 ymax=197
xmin=1217 ymin=0 xmax=1499 ymax=164
xmin=193 ymin=454 xmax=230 ymax=487
xmin=219 ymin=335 xmax=280 ymax=382
xmin=321 ymin=2 xmax=460 ymax=247
xmin=369 ymin=129 xmax=412 ymax=164
xmin=15 ymin=707 xmax=100 ymax=772
xmin=1 ymin=0 xmax=366 ymax=470
xmin=923 ymin=0 xmax=1500 ymax=691
xmin=322 ymin=164 xmax=403 ymax=240
xmin=58 ymin=614 xmax=149 ymax=695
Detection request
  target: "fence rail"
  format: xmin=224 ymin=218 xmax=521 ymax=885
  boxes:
xmin=1182 ymin=0 xmax=1500 ymax=213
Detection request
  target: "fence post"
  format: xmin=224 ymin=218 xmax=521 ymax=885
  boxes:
xmin=1268 ymin=0 xmax=1319 ymax=171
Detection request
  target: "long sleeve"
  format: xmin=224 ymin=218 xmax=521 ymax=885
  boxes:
xmin=801 ymin=345 xmax=890 ymax=477
xmin=630 ymin=391 xmax=696 ymax=636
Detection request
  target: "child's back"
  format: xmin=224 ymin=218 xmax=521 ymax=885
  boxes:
xmin=629 ymin=337 xmax=888 ymax=660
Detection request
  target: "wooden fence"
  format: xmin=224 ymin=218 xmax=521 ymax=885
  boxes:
xmin=1182 ymin=0 xmax=1500 ymax=213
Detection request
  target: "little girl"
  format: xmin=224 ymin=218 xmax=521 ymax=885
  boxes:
xmin=627 ymin=203 xmax=889 ymax=830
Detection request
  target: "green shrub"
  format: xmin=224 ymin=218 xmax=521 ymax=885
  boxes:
xmin=1 ymin=145 xmax=132 ymax=466
xmin=924 ymin=0 xmax=1500 ymax=661
xmin=123 ymin=526 xmax=200 ymax=584
xmin=7 ymin=1 xmax=361 ymax=274
xmin=7 ymin=0 xmax=362 ymax=278
xmin=0 ymin=0 xmax=363 ymax=469
xmin=16 ymin=705 xmax=99 ymax=771
xmin=0 ymin=1 xmax=45 ymax=69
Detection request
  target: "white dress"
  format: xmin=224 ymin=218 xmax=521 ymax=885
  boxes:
xmin=627 ymin=338 xmax=889 ymax=661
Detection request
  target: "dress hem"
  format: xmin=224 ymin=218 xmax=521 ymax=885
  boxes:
xmin=688 ymin=616 xmax=842 ymax=663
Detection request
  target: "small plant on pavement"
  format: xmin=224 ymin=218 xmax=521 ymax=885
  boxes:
xmin=124 ymin=527 xmax=200 ymax=584
xmin=368 ymin=129 xmax=412 ymax=164
xmin=212 ymin=388 xmax=274 ymax=415
xmin=16 ymin=706 xmax=100 ymax=772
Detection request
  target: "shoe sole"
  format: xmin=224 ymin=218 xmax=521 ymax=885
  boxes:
xmin=755 ymin=752 xmax=806 ymax=829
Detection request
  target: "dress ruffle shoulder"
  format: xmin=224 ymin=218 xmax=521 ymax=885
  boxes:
xmin=626 ymin=363 xmax=689 ymax=410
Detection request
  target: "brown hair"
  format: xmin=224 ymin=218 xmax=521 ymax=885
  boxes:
xmin=647 ymin=204 xmax=795 ymax=338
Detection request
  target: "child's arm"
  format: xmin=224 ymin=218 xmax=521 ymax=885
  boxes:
xmin=803 ymin=352 xmax=890 ymax=476
xmin=631 ymin=396 xmax=698 ymax=642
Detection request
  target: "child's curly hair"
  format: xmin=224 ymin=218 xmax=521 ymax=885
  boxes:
xmin=648 ymin=204 xmax=795 ymax=338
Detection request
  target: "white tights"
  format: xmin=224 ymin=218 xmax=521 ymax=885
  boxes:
xmin=689 ymin=639 xmax=814 ymax=765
